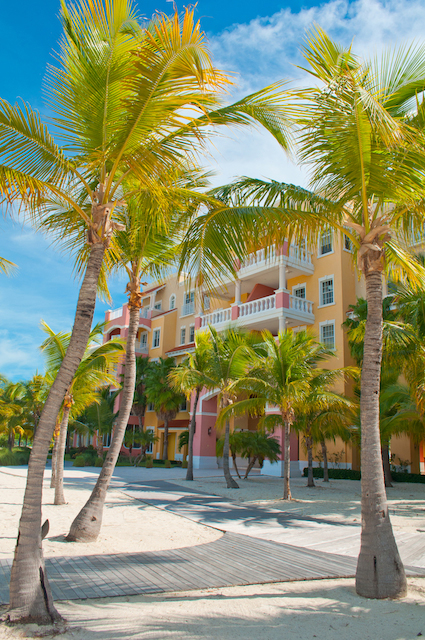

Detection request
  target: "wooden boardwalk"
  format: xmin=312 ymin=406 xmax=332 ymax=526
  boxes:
xmin=0 ymin=532 xmax=360 ymax=604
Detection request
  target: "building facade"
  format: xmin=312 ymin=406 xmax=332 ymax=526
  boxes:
xmin=101 ymin=232 xmax=425 ymax=475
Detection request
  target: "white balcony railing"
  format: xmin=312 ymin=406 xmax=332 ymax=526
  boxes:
xmin=200 ymin=308 xmax=231 ymax=328
xmin=241 ymin=245 xmax=277 ymax=269
xmin=140 ymin=307 xmax=150 ymax=319
xmin=239 ymin=294 xmax=276 ymax=318
xmin=289 ymin=294 xmax=314 ymax=315
xmin=288 ymin=244 xmax=313 ymax=265
xmin=182 ymin=301 xmax=195 ymax=316
xmin=109 ymin=307 xmax=123 ymax=321
xmin=136 ymin=343 xmax=149 ymax=354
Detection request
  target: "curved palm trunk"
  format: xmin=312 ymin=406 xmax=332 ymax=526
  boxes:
xmin=8 ymin=430 xmax=14 ymax=451
xmin=382 ymin=441 xmax=393 ymax=488
xmin=232 ymin=451 xmax=242 ymax=479
xmin=186 ymin=387 xmax=200 ymax=481
xmin=355 ymin=270 xmax=406 ymax=599
xmin=283 ymin=418 xmax=292 ymax=500
xmin=54 ymin=405 xmax=71 ymax=506
xmin=321 ymin=440 xmax=329 ymax=482
xmin=223 ymin=417 xmax=239 ymax=489
xmin=7 ymin=242 xmax=105 ymax=623
xmin=66 ymin=304 xmax=139 ymax=542
xmin=305 ymin=435 xmax=315 ymax=488
xmin=96 ymin=430 xmax=104 ymax=459
xmin=163 ymin=417 xmax=169 ymax=460
xmin=244 ymin=456 xmax=257 ymax=479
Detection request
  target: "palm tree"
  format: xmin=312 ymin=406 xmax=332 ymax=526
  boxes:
xmin=132 ymin=356 xmax=151 ymax=433
xmin=0 ymin=256 xmax=17 ymax=276
xmin=79 ymin=386 xmax=119 ymax=459
xmin=238 ymin=430 xmax=281 ymax=479
xmin=181 ymin=30 xmax=425 ymax=599
xmin=169 ymin=333 xmax=214 ymax=481
xmin=144 ymin=357 xmax=185 ymax=461
xmin=40 ymin=321 xmax=124 ymax=505
xmin=133 ymin=430 xmax=159 ymax=465
xmin=0 ymin=379 xmax=25 ymax=450
xmin=2 ymin=2 xmax=294 ymax=620
xmin=223 ymin=330 xmax=334 ymax=499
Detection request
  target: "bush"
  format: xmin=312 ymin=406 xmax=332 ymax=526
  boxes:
xmin=0 ymin=447 xmax=31 ymax=466
xmin=73 ymin=455 xmax=87 ymax=467
xmin=181 ymin=460 xmax=188 ymax=469
xmin=302 ymin=467 xmax=361 ymax=480
xmin=146 ymin=458 xmax=153 ymax=468
xmin=94 ymin=457 xmax=103 ymax=467
xmin=302 ymin=467 xmax=425 ymax=483
xmin=165 ymin=459 xmax=172 ymax=469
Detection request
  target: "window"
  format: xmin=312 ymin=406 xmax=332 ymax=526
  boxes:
xmin=140 ymin=333 xmax=148 ymax=347
xmin=189 ymin=325 xmax=195 ymax=342
xmin=344 ymin=234 xmax=352 ymax=252
xmin=203 ymin=295 xmax=210 ymax=311
xmin=154 ymin=301 xmax=162 ymax=310
xmin=152 ymin=328 xmax=160 ymax=348
xmin=169 ymin=294 xmax=176 ymax=310
xmin=147 ymin=403 xmax=155 ymax=412
xmin=293 ymin=286 xmax=306 ymax=299
xmin=320 ymin=277 xmax=334 ymax=306
xmin=180 ymin=399 xmax=188 ymax=412
xmin=182 ymin=291 xmax=195 ymax=316
xmin=145 ymin=428 xmax=154 ymax=454
xmin=319 ymin=229 xmax=333 ymax=256
xmin=180 ymin=327 xmax=186 ymax=345
xmin=185 ymin=291 xmax=195 ymax=305
xmin=320 ymin=322 xmax=335 ymax=349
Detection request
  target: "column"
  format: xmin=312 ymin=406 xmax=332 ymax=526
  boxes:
xmin=231 ymin=279 xmax=241 ymax=320
xmin=279 ymin=263 xmax=287 ymax=291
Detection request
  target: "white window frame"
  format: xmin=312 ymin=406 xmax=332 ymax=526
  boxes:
xmin=152 ymin=328 xmax=161 ymax=349
xmin=154 ymin=301 xmax=162 ymax=311
xmin=318 ymin=275 xmax=335 ymax=308
xmin=189 ymin=324 xmax=195 ymax=343
xmin=140 ymin=332 xmax=148 ymax=346
xmin=145 ymin=427 xmax=155 ymax=454
xmin=169 ymin=294 xmax=176 ymax=310
xmin=180 ymin=326 xmax=186 ymax=345
xmin=292 ymin=283 xmax=306 ymax=299
xmin=343 ymin=233 xmax=353 ymax=253
xmin=318 ymin=229 xmax=334 ymax=257
xmin=319 ymin=320 xmax=336 ymax=350
xmin=147 ymin=403 xmax=155 ymax=412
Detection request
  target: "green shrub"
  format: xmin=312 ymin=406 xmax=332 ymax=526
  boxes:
xmin=94 ymin=457 xmax=103 ymax=467
xmin=181 ymin=460 xmax=188 ymax=469
xmin=146 ymin=458 xmax=154 ymax=468
xmin=73 ymin=455 xmax=86 ymax=467
xmin=0 ymin=447 xmax=31 ymax=466
xmin=392 ymin=471 xmax=425 ymax=484
xmin=302 ymin=467 xmax=361 ymax=480
xmin=165 ymin=459 xmax=172 ymax=469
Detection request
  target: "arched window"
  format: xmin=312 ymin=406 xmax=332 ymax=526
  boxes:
xmin=169 ymin=294 xmax=176 ymax=310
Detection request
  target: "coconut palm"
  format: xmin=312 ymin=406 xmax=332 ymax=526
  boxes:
xmin=133 ymin=430 xmax=159 ymax=465
xmin=78 ymin=386 xmax=119 ymax=459
xmin=2 ymin=2 xmax=295 ymax=620
xmin=169 ymin=333 xmax=215 ymax=481
xmin=181 ymin=30 xmax=425 ymax=598
xmin=0 ymin=380 xmax=25 ymax=450
xmin=238 ymin=430 xmax=281 ymax=479
xmin=0 ymin=256 xmax=17 ymax=276
xmin=144 ymin=357 xmax=185 ymax=461
xmin=221 ymin=330 xmax=334 ymax=499
xmin=40 ymin=321 xmax=124 ymax=505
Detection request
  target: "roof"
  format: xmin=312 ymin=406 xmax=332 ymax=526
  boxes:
xmin=165 ymin=342 xmax=195 ymax=356
xmin=141 ymin=283 xmax=165 ymax=298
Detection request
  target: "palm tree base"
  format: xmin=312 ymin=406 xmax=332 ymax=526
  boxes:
xmin=356 ymin=527 xmax=407 ymax=599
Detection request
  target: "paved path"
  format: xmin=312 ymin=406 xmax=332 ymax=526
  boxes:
xmin=1 ymin=478 xmax=423 ymax=604
xmin=122 ymin=480 xmax=425 ymax=569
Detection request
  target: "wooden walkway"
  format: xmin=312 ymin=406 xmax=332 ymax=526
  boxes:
xmin=0 ymin=532 xmax=360 ymax=604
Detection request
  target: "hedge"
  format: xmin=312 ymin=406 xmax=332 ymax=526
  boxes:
xmin=302 ymin=467 xmax=425 ymax=483
xmin=0 ymin=447 xmax=32 ymax=466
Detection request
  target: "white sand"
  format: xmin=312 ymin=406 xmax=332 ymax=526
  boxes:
xmin=0 ymin=468 xmax=222 ymax=560
xmin=0 ymin=467 xmax=424 ymax=639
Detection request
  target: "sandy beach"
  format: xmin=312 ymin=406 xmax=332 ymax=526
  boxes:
xmin=0 ymin=466 xmax=424 ymax=639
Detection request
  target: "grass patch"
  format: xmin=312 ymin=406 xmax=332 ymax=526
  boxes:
xmin=0 ymin=447 xmax=31 ymax=466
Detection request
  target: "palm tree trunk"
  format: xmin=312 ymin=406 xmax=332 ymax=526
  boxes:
xmin=382 ymin=441 xmax=393 ymax=488
xmin=7 ymin=242 xmax=105 ymax=623
xmin=163 ymin=417 xmax=169 ymax=460
xmin=244 ymin=456 xmax=257 ymax=479
xmin=66 ymin=303 xmax=139 ymax=542
xmin=54 ymin=406 xmax=71 ymax=505
xmin=96 ymin=430 xmax=104 ymax=459
xmin=223 ymin=418 xmax=239 ymax=489
xmin=306 ymin=436 xmax=315 ymax=488
xmin=355 ymin=270 xmax=406 ymax=599
xmin=8 ymin=430 xmax=14 ymax=451
xmin=186 ymin=387 xmax=200 ymax=481
xmin=232 ymin=451 xmax=241 ymax=479
xmin=50 ymin=420 xmax=60 ymax=488
xmin=321 ymin=440 xmax=329 ymax=482
xmin=283 ymin=417 xmax=292 ymax=500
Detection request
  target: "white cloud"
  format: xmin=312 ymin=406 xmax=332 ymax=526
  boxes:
xmin=203 ymin=0 xmax=425 ymax=188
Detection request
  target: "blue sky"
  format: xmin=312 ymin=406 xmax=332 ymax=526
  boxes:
xmin=1 ymin=0 xmax=425 ymax=380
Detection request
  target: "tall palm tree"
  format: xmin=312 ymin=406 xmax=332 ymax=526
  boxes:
xmin=40 ymin=321 xmax=123 ymax=505
xmin=0 ymin=379 xmax=25 ymax=450
xmin=144 ymin=357 xmax=185 ymax=461
xmin=221 ymin=330 xmax=334 ymax=499
xmin=169 ymin=333 xmax=214 ymax=481
xmin=180 ymin=30 xmax=425 ymax=599
xmin=2 ymin=3 xmax=293 ymax=621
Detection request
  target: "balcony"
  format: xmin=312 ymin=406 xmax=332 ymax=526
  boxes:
xmin=198 ymin=292 xmax=314 ymax=332
xmin=136 ymin=342 xmax=149 ymax=355
xmin=239 ymin=243 xmax=313 ymax=276
xmin=109 ymin=307 xmax=123 ymax=321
